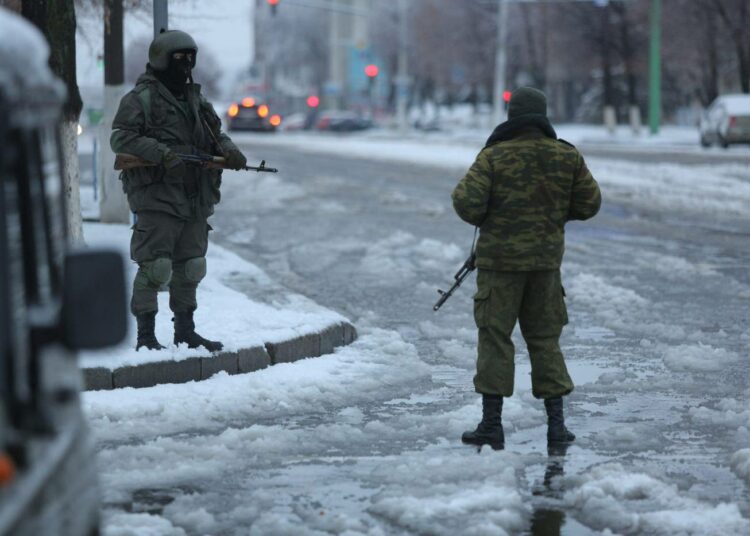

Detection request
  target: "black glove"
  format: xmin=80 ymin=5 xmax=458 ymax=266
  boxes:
xmin=224 ymin=148 xmax=247 ymax=170
xmin=162 ymin=150 xmax=186 ymax=181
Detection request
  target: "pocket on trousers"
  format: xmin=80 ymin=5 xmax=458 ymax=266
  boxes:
xmin=473 ymin=287 xmax=492 ymax=329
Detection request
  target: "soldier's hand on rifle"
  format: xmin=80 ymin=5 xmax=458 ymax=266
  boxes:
xmin=224 ymin=148 xmax=247 ymax=170
xmin=163 ymin=150 xmax=186 ymax=180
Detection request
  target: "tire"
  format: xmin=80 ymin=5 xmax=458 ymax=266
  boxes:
xmin=700 ymin=135 xmax=711 ymax=148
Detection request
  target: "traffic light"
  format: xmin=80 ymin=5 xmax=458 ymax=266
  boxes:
xmin=268 ymin=0 xmax=279 ymax=15
xmin=503 ymin=90 xmax=512 ymax=103
xmin=306 ymin=95 xmax=320 ymax=108
xmin=364 ymin=64 xmax=379 ymax=79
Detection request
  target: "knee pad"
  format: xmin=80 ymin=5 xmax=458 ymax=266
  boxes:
xmin=184 ymin=257 xmax=207 ymax=283
xmin=145 ymin=257 xmax=173 ymax=286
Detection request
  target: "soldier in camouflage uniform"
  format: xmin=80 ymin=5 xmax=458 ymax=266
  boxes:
xmin=452 ymin=87 xmax=601 ymax=450
xmin=111 ymin=30 xmax=247 ymax=352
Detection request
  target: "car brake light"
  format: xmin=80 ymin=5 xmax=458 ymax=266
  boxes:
xmin=258 ymin=105 xmax=269 ymax=118
xmin=241 ymin=97 xmax=255 ymax=108
xmin=270 ymin=114 xmax=282 ymax=127
xmin=728 ymin=116 xmax=737 ymax=128
xmin=228 ymin=103 xmax=239 ymax=118
xmin=0 ymin=451 xmax=16 ymax=486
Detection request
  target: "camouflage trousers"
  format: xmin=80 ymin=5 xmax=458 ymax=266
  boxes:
xmin=129 ymin=210 xmax=210 ymax=316
xmin=472 ymin=269 xmax=574 ymax=399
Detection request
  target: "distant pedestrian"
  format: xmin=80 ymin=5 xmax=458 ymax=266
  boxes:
xmin=452 ymin=87 xmax=601 ymax=449
xmin=111 ymin=30 xmax=247 ymax=352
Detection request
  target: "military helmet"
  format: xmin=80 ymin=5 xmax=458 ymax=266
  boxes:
xmin=148 ymin=30 xmax=198 ymax=70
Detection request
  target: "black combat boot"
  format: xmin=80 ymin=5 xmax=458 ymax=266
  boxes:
xmin=173 ymin=311 xmax=223 ymax=352
xmin=462 ymin=394 xmax=505 ymax=450
xmin=136 ymin=312 xmax=165 ymax=351
xmin=544 ymin=397 xmax=576 ymax=444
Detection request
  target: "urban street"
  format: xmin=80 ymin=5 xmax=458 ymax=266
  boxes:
xmin=84 ymin=134 xmax=750 ymax=535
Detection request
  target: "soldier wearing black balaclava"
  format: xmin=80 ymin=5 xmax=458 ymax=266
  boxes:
xmin=111 ymin=30 xmax=247 ymax=352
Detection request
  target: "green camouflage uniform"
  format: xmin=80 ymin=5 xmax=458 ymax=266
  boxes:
xmin=452 ymin=130 xmax=601 ymax=399
xmin=111 ymin=70 xmax=241 ymax=315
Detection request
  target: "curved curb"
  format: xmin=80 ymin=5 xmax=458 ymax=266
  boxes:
xmin=82 ymin=321 xmax=358 ymax=391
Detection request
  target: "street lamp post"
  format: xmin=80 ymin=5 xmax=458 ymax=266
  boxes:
xmin=154 ymin=0 xmax=168 ymax=36
xmin=492 ymin=0 xmax=510 ymax=127
xmin=648 ymin=0 xmax=661 ymax=135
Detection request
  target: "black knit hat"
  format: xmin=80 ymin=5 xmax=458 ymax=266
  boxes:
xmin=507 ymin=87 xmax=547 ymax=119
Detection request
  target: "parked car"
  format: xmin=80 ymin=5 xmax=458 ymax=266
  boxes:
xmin=225 ymin=97 xmax=282 ymax=132
xmin=0 ymin=8 xmax=127 ymax=536
xmin=315 ymin=110 xmax=372 ymax=132
xmin=700 ymin=94 xmax=750 ymax=148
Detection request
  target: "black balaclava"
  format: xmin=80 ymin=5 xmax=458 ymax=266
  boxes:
xmin=155 ymin=48 xmax=196 ymax=96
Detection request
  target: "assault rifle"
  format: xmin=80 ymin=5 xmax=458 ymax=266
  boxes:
xmin=433 ymin=252 xmax=476 ymax=311
xmin=433 ymin=228 xmax=479 ymax=311
xmin=114 ymin=153 xmax=278 ymax=173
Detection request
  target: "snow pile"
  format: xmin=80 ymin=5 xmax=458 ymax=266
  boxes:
xmin=368 ymin=448 xmax=527 ymax=536
xmin=730 ymin=449 xmax=750 ymax=484
xmin=84 ymin=327 xmax=430 ymax=445
xmin=662 ymin=343 xmax=738 ymax=373
xmin=103 ymin=512 xmax=187 ymax=536
xmin=360 ymin=230 xmax=463 ymax=282
xmin=689 ymin=397 xmax=750 ymax=429
xmin=631 ymin=250 xmax=717 ymax=279
xmin=565 ymin=272 xmax=649 ymax=331
xmin=79 ymin=223 xmax=346 ymax=369
xmin=565 ymin=463 xmax=750 ymax=535
xmin=596 ymin=424 xmax=665 ymax=452
xmin=588 ymin=159 xmax=750 ymax=217
xmin=0 ymin=8 xmax=64 ymax=99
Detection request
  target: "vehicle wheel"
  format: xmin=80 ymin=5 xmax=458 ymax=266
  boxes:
xmin=719 ymin=135 xmax=729 ymax=149
xmin=700 ymin=135 xmax=711 ymax=148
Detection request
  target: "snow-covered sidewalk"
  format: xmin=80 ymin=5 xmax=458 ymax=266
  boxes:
xmin=80 ymin=222 xmax=355 ymax=388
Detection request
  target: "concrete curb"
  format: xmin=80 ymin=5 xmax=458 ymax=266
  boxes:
xmin=82 ymin=321 xmax=358 ymax=391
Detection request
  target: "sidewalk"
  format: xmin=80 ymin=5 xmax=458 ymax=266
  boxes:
xmin=80 ymin=223 xmax=356 ymax=390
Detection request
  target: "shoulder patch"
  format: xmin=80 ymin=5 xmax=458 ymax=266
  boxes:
xmin=557 ymin=138 xmax=576 ymax=148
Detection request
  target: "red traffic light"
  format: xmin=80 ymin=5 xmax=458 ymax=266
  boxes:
xmin=267 ymin=0 xmax=279 ymax=4
xmin=364 ymin=64 xmax=379 ymax=78
xmin=503 ymin=90 xmax=512 ymax=103
xmin=306 ymin=95 xmax=320 ymax=108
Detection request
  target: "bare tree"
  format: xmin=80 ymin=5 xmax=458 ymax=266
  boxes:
xmin=19 ymin=0 xmax=84 ymax=243
xmin=711 ymin=0 xmax=750 ymax=93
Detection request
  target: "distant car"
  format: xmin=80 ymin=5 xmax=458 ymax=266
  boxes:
xmin=225 ymin=97 xmax=282 ymax=132
xmin=700 ymin=94 xmax=750 ymax=148
xmin=0 ymin=9 xmax=127 ymax=536
xmin=315 ymin=110 xmax=372 ymax=132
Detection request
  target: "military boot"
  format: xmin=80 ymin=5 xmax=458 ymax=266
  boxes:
xmin=545 ymin=397 xmax=575 ymax=444
xmin=462 ymin=394 xmax=504 ymax=450
xmin=136 ymin=312 xmax=165 ymax=351
xmin=173 ymin=311 xmax=223 ymax=352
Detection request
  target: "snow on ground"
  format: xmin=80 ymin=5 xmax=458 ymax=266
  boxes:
xmin=662 ymin=343 xmax=739 ymax=372
xmin=79 ymin=222 xmax=346 ymax=369
xmin=564 ymin=463 xmax=750 ymax=535
xmin=233 ymin=129 xmax=750 ymax=221
xmin=85 ymin=324 xmax=539 ymax=535
xmin=79 ymin=127 xmax=750 ymax=534
xmin=360 ymin=231 xmax=463 ymax=282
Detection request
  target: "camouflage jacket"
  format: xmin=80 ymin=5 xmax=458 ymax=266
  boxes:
xmin=111 ymin=69 xmax=240 ymax=219
xmin=452 ymin=129 xmax=601 ymax=271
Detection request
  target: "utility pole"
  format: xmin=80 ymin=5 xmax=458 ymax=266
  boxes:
xmin=154 ymin=0 xmax=168 ymax=35
xmin=648 ymin=0 xmax=661 ymax=135
xmin=98 ymin=0 xmax=129 ymax=223
xmin=491 ymin=0 xmax=510 ymax=127
xmin=396 ymin=0 xmax=409 ymax=132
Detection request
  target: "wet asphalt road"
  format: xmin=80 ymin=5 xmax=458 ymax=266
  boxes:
xmin=206 ymin=137 xmax=750 ymax=534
